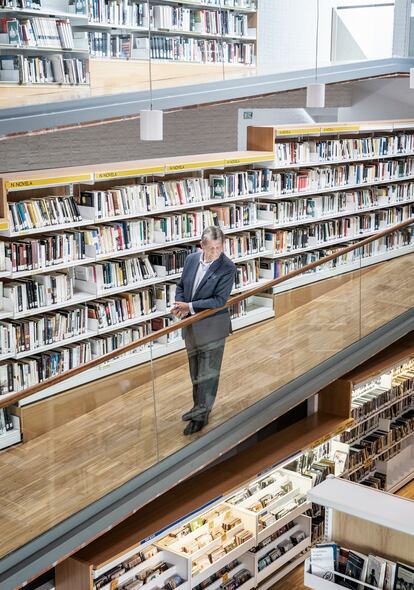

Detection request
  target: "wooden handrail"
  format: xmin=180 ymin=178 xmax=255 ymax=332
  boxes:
xmin=0 ymin=217 xmax=413 ymax=410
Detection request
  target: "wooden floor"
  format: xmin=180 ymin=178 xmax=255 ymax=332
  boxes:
xmin=269 ymin=478 xmax=414 ymax=590
xmin=0 ymin=255 xmax=412 ymax=561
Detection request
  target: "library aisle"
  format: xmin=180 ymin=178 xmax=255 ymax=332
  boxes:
xmin=0 ymin=251 xmax=412 ymax=561
xmin=268 ymin=479 xmax=414 ymax=590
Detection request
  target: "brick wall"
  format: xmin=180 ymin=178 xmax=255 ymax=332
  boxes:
xmin=0 ymin=85 xmax=352 ymax=173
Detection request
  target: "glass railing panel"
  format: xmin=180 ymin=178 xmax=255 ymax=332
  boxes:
xmin=360 ymin=225 xmax=414 ymax=337
xmin=0 ymin=344 xmax=159 ymax=562
xmin=152 ymin=249 xmax=363 ymax=456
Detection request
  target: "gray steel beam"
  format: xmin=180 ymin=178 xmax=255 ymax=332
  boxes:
xmin=0 ymin=308 xmax=412 ymax=590
xmin=0 ymin=58 xmax=413 ymax=136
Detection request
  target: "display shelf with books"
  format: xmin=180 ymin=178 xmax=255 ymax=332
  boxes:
xmin=157 ymin=503 xmax=256 ymax=587
xmin=246 ymin=514 xmax=311 ymax=586
xmin=304 ymin=477 xmax=414 ymax=590
xmin=0 ymin=412 xmax=20 ymax=449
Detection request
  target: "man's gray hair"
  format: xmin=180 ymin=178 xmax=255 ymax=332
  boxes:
xmin=201 ymin=226 xmax=224 ymax=244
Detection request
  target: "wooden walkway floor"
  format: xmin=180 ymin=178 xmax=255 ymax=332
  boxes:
xmin=0 ymin=255 xmax=412 ymax=561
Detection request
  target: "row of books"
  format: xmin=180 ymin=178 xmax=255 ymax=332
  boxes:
xmin=0 ymin=16 xmax=74 ymax=49
xmin=3 ymin=273 xmax=74 ymax=314
xmin=133 ymin=35 xmax=255 ymax=65
xmin=0 ymin=407 xmax=14 ymax=436
xmin=346 ymin=408 xmax=414 ymax=474
xmin=264 ymin=206 xmax=414 ymax=254
xmin=151 ymin=6 xmax=252 ymax=37
xmin=309 ymin=541 xmax=404 ymax=590
xmin=79 ymin=170 xmax=271 ymax=219
xmin=258 ymin=228 xmax=414 ymax=279
xmin=258 ymin=186 xmax=414 ymax=225
xmin=88 ymin=31 xmax=135 ymax=59
xmin=0 ymin=306 xmax=88 ymax=355
xmin=273 ymin=134 xmax=414 ymax=165
xmin=87 ymin=288 xmax=159 ymax=329
xmin=349 ymin=365 xmax=414 ymax=423
xmin=75 ymin=254 xmax=155 ymax=291
xmin=8 ymin=195 xmax=82 ymax=233
xmin=271 ymin=159 xmax=414 ymax=195
xmin=85 ymin=31 xmax=256 ymax=63
xmin=234 ymin=259 xmax=259 ymax=289
xmin=342 ymin=395 xmax=413 ymax=447
xmin=87 ymin=0 xmax=149 ymax=26
xmin=7 ymin=231 xmax=87 ymax=273
xmin=0 ymin=54 xmax=89 ymax=84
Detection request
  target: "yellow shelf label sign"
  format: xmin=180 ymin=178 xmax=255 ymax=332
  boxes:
xmin=0 ymin=221 xmax=8 ymax=230
xmin=5 ymin=174 xmax=93 ymax=190
xmin=95 ymin=167 xmax=164 ymax=180
xmin=166 ymin=160 xmax=224 ymax=172
xmin=276 ymin=127 xmax=320 ymax=137
xmin=321 ymin=125 xmax=361 ymax=133
xmin=224 ymin=154 xmax=274 ymax=165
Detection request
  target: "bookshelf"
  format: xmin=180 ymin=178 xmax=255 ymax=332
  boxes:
xmin=1 ymin=123 xmax=414 ymax=440
xmin=304 ymin=478 xmax=414 ymax=590
xmin=0 ymin=0 xmax=257 ymax=91
xmin=246 ymin=119 xmax=414 ymax=294
xmin=0 ymin=150 xmax=278 ymax=445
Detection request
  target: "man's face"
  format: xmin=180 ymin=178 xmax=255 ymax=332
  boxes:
xmin=201 ymin=239 xmax=223 ymax=262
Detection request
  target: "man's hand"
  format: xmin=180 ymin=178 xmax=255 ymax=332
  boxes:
xmin=171 ymin=301 xmax=191 ymax=319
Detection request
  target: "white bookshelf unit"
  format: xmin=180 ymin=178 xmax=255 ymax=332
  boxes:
xmin=246 ymin=120 xmax=414 ymax=294
xmin=304 ymin=477 xmax=414 ymax=590
xmin=58 ymin=456 xmax=316 ymax=590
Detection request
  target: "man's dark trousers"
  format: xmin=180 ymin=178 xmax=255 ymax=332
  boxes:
xmin=185 ymin=329 xmax=225 ymax=420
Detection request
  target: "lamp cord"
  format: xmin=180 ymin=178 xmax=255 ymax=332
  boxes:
xmin=315 ymin=0 xmax=319 ymax=83
xmin=147 ymin=0 xmax=153 ymax=110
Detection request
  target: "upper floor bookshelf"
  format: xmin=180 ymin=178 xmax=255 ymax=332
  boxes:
xmin=0 ymin=0 xmax=257 ymax=87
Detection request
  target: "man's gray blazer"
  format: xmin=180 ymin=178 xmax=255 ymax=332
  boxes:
xmin=175 ymin=251 xmax=237 ymax=348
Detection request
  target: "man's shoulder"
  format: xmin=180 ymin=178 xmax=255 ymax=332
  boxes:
xmin=221 ymin=254 xmax=237 ymax=272
xmin=186 ymin=251 xmax=201 ymax=262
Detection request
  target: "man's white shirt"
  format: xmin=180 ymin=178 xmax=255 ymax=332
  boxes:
xmin=189 ymin=253 xmax=213 ymax=315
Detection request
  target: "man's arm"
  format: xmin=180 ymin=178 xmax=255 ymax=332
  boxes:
xmin=175 ymin=255 xmax=192 ymax=302
xmin=191 ymin=267 xmax=236 ymax=313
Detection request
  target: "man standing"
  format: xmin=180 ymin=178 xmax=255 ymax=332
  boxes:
xmin=172 ymin=226 xmax=237 ymax=435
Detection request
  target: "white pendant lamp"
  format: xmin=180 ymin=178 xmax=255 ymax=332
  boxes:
xmin=410 ymin=68 xmax=414 ymax=89
xmin=306 ymin=83 xmax=326 ymax=108
xmin=306 ymin=0 xmax=325 ymax=108
xmin=140 ymin=109 xmax=163 ymax=141
xmin=140 ymin=0 xmax=163 ymax=141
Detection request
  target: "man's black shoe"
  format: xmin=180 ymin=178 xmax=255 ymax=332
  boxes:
xmin=182 ymin=408 xmax=197 ymax=421
xmin=182 ymin=407 xmax=207 ymax=421
xmin=183 ymin=414 xmax=209 ymax=435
